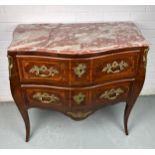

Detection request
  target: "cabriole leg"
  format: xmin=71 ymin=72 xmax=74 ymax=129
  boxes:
xmin=124 ymin=100 xmax=136 ymax=135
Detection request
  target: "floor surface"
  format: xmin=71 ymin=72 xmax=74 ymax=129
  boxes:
xmin=0 ymin=96 xmax=155 ymax=149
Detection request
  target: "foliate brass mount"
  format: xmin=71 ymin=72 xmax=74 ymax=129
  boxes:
xmin=73 ymin=92 xmax=85 ymax=105
xmin=33 ymin=92 xmax=60 ymax=104
xmin=8 ymin=56 xmax=13 ymax=78
xmin=67 ymin=111 xmax=92 ymax=119
xmin=100 ymin=88 xmax=124 ymax=100
xmin=143 ymin=48 xmax=149 ymax=69
xmin=102 ymin=60 xmax=128 ymax=74
xmin=74 ymin=63 xmax=87 ymax=78
xmin=29 ymin=65 xmax=59 ymax=77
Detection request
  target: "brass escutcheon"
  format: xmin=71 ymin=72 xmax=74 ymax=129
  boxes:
xmin=73 ymin=92 xmax=85 ymax=105
xmin=74 ymin=63 xmax=87 ymax=78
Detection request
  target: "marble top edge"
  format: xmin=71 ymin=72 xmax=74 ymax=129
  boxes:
xmin=8 ymin=22 xmax=149 ymax=54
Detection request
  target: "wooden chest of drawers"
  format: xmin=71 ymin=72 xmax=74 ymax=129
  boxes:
xmin=8 ymin=22 xmax=149 ymax=142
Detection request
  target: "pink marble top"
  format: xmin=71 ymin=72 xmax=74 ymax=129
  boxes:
xmin=8 ymin=22 xmax=149 ymax=55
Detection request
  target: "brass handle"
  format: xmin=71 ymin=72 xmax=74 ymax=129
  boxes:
xmin=102 ymin=60 xmax=128 ymax=74
xmin=100 ymin=88 xmax=124 ymax=100
xmin=73 ymin=92 xmax=85 ymax=105
xmin=29 ymin=65 xmax=59 ymax=77
xmin=8 ymin=56 xmax=13 ymax=78
xmin=33 ymin=92 xmax=60 ymax=104
xmin=74 ymin=63 xmax=87 ymax=78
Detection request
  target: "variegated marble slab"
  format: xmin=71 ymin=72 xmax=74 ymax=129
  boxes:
xmin=8 ymin=22 xmax=149 ymax=55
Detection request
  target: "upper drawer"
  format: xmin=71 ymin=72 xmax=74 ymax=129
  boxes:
xmin=17 ymin=50 xmax=140 ymax=86
xmin=17 ymin=56 xmax=69 ymax=86
xmin=92 ymin=51 xmax=140 ymax=84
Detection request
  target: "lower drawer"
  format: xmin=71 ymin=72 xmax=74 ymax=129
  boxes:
xmin=22 ymin=80 xmax=132 ymax=111
xmin=22 ymin=86 xmax=70 ymax=112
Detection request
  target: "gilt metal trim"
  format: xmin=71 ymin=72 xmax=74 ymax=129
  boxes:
xmin=33 ymin=92 xmax=60 ymax=104
xmin=74 ymin=63 xmax=87 ymax=78
xmin=102 ymin=60 xmax=128 ymax=74
xmin=100 ymin=88 xmax=124 ymax=100
xmin=8 ymin=56 xmax=13 ymax=78
xmin=143 ymin=48 xmax=149 ymax=69
xmin=73 ymin=92 xmax=85 ymax=105
xmin=67 ymin=111 xmax=92 ymax=119
xmin=29 ymin=65 xmax=59 ymax=77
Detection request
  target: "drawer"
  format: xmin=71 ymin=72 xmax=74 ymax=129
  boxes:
xmin=22 ymin=80 xmax=131 ymax=111
xmin=22 ymin=86 xmax=70 ymax=111
xmin=17 ymin=56 xmax=69 ymax=86
xmin=92 ymin=51 xmax=140 ymax=84
xmin=92 ymin=81 xmax=131 ymax=105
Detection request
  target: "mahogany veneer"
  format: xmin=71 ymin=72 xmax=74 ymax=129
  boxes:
xmin=8 ymin=22 xmax=149 ymax=142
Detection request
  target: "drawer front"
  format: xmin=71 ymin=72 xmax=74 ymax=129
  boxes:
xmin=22 ymin=80 xmax=131 ymax=111
xmin=93 ymin=51 xmax=139 ymax=84
xmin=70 ymin=60 xmax=91 ymax=86
xmin=92 ymin=81 xmax=131 ymax=105
xmin=17 ymin=56 xmax=69 ymax=86
xmin=23 ymin=86 xmax=70 ymax=111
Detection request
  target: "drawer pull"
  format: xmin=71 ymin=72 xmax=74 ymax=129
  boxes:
xmin=73 ymin=92 xmax=85 ymax=105
xmin=29 ymin=65 xmax=59 ymax=77
xmin=102 ymin=60 xmax=128 ymax=73
xmin=33 ymin=92 xmax=60 ymax=104
xmin=100 ymin=88 xmax=124 ymax=100
xmin=74 ymin=63 xmax=87 ymax=78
